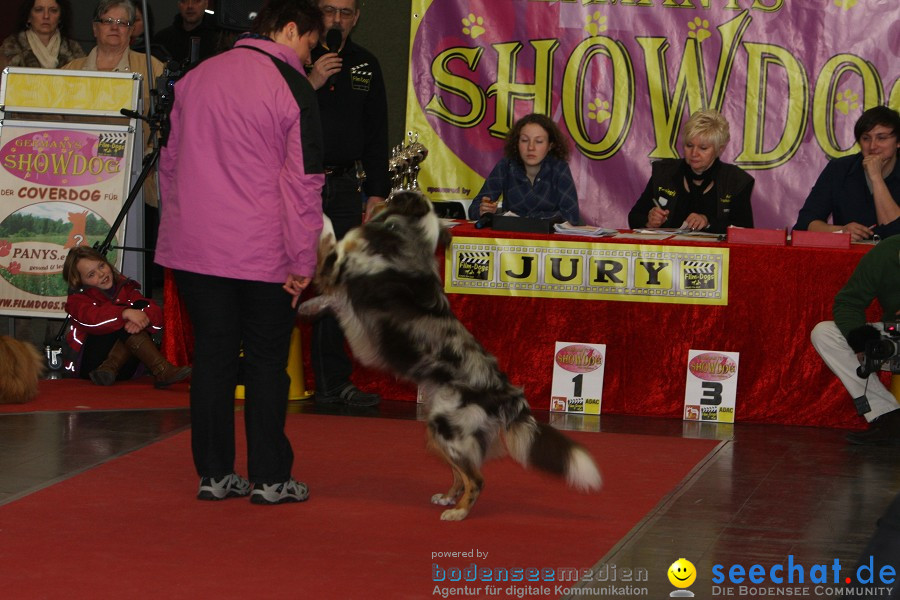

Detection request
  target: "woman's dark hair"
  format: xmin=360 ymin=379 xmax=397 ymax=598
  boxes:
xmin=854 ymin=106 xmax=900 ymax=144
xmin=17 ymin=0 xmax=76 ymax=39
xmin=503 ymin=113 xmax=570 ymax=163
xmin=251 ymin=0 xmax=324 ymax=38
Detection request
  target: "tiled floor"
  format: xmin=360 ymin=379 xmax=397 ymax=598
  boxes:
xmin=1 ymin=395 xmax=897 ymax=599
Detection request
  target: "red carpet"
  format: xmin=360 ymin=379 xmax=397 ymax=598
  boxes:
xmin=0 ymin=378 xmax=191 ymax=413
xmin=0 ymin=414 xmax=718 ymax=599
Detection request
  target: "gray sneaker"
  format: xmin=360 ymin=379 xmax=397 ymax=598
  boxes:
xmin=250 ymin=478 xmax=309 ymax=505
xmin=197 ymin=473 xmax=251 ymax=500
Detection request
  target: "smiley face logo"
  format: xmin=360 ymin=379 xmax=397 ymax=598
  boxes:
xmin=668 ymin=558 xmax=696 ymax=588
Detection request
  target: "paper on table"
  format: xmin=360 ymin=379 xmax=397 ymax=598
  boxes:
xmin=553 ymin=222 xmax=618 ymax=237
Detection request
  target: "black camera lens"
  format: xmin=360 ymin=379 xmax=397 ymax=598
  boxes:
xmin=870 ymin=339 xmax=899 ymax=361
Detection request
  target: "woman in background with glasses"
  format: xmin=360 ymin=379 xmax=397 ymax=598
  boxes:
xmin=0 ymin=0 xmax=85 ymax=70
xmin=62 ymin=0 xmax=162 ymax=84
xmin=62 ymin=0 xmax=165 ymax=239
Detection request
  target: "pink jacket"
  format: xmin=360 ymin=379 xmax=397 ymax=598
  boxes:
xmin=155 ymin=37 xmax=324 ymax=282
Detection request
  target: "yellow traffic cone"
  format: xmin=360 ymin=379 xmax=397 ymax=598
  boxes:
xmin=235 ymin=325 xmax=312 ymax=400
xmin=287 ymin=325 xmax=313 ymax=400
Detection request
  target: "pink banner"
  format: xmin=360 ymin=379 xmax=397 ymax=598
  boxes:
xmin=406 ymin=0 xmax=900 ymax=228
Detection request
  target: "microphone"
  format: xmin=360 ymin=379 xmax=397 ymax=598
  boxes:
xmin=474 ymin=213 xmax=493 ymax=229
xmin=120 ymin=108 xmax=144 ymax=121
xmin=325 ymin=29 xmax=342 ymax=89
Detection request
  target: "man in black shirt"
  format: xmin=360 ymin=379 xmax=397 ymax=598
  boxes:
xmin=306 ymin=0 xmax=389 ymax=406
xmin=155 ymin=0 xmax=220 ymax=64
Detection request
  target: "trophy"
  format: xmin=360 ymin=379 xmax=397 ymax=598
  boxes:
xmin=405 ymin=132 xmax=428 ymax=190
xmin=388 ymin=131 xmax=428 ymax=198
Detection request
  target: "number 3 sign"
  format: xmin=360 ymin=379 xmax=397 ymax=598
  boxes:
xmin=683 ymin=350 xmax=740 ymax=423
xmin=550 ymin=342 xmax=606 ymax=414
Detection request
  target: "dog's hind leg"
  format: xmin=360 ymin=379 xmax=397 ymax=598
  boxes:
xmin=426 ymin=425 xmax=484 ymax=520
xmin=427 ymin=426 xmax=463 ymax=506
xmin=440 ymin=456 xmax=483 ymax=522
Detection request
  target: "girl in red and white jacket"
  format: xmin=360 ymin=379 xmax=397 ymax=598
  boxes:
xmin=62 ymin=246 xmax=190 ymax=387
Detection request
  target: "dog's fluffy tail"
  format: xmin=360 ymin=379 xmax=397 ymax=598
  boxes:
xmin=0 ymin=336 xmax=44 ymax=404
xmin=504 ymin=408 xmax=602 ymax=492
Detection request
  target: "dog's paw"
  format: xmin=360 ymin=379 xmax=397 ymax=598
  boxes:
xmin=440 ymin=507 xmax=470 ymax=521
xmin=297 ymin=296 xmax=331 ymax=318
xmin=431 ymin=493 xmax=457 ymax=506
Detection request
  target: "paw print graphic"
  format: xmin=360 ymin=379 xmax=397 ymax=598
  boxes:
xmin=834 ymin=0 xmax=857 ymax=10
xmin=588 ymin=98 xmax=611 ymax=124
xmin=584 ymin=12 xmax=608 ymax=36
xmin=461 ymin=13 xmax=485 ymax=40
xmin=687 ymin=17 xmax=711 ymax=43
xmin=834 ymin=89 xmax=859 ymax=115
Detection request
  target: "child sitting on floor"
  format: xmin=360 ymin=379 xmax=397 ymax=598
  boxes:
xmin=62 ymin=246 xmax=191 ymax=387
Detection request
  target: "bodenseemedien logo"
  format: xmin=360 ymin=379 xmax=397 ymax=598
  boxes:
xmin=668 ymin=558 xmax=696 ymax=597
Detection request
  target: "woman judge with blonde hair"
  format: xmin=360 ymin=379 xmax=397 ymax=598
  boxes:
xmin=628 ymin=108 xmax=754 ymax=233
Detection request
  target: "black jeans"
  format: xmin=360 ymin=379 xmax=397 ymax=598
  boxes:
xmin=173 ymin=270 xmax=295 ymax=484
xmin=311 ymin=173 xmax=364 ymax=396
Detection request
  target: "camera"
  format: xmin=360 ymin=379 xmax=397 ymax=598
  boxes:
xmin=856 ymin=322 xmax=900 ymax=378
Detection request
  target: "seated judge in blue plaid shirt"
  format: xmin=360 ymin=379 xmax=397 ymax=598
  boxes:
xmin=468 ymin=113 xmax=580 ymax=225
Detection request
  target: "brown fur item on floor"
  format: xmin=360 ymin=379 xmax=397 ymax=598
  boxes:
xmin=0 ymin=336 xmax=44 ymax=404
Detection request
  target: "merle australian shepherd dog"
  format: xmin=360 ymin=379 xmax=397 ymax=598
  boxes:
xmin=299 ymin=191 xmax=601 ymax=520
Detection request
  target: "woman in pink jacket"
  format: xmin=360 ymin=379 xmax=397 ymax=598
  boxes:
xmin=155 ymin=0 xmax=325 ymax=506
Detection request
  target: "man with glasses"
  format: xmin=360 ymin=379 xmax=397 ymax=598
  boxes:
xmin=305 ymin=0 xmax=389 ymax=407
xmin=793 ymin=106 xmax=900 ymax=240
xmin=155 ymin=0 xmax=221 ymax=63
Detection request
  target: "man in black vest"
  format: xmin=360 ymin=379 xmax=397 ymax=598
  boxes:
xmin=306 ymin=0 xmax=389 ymax=407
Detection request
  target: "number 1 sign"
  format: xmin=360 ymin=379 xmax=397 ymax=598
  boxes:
xmin=683 ymin=350 xmax=740 ymax=423
xmin=550 ymin=342 xmax=606 ymax=414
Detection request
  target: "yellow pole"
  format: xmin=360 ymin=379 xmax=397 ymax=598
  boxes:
xmin=287 ymin=325 xmax=313 ymax=400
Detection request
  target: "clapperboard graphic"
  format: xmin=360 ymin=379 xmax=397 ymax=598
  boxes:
xmin=456 ymin=250 xmax=491 ymax=280
xmin=97 ymin=132 xmax=127 ymax=158
xmin=681 ymin=260 xmax=716 ymax=290
xmin=351 ymin=63 xmax=373 ymax=91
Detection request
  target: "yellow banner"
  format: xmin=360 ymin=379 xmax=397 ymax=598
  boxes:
xmin=2 ymin=69 xmax=139 ymax=115
xmin=445 ymin=236 xmax=729 ymax=305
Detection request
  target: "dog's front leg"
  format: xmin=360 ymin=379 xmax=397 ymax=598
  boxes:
xmin=296 ymin=295 xmax=333 ymax=319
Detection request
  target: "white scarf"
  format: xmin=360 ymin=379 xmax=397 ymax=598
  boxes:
xmin=25 ymin=28 xmax=61 ymax=69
